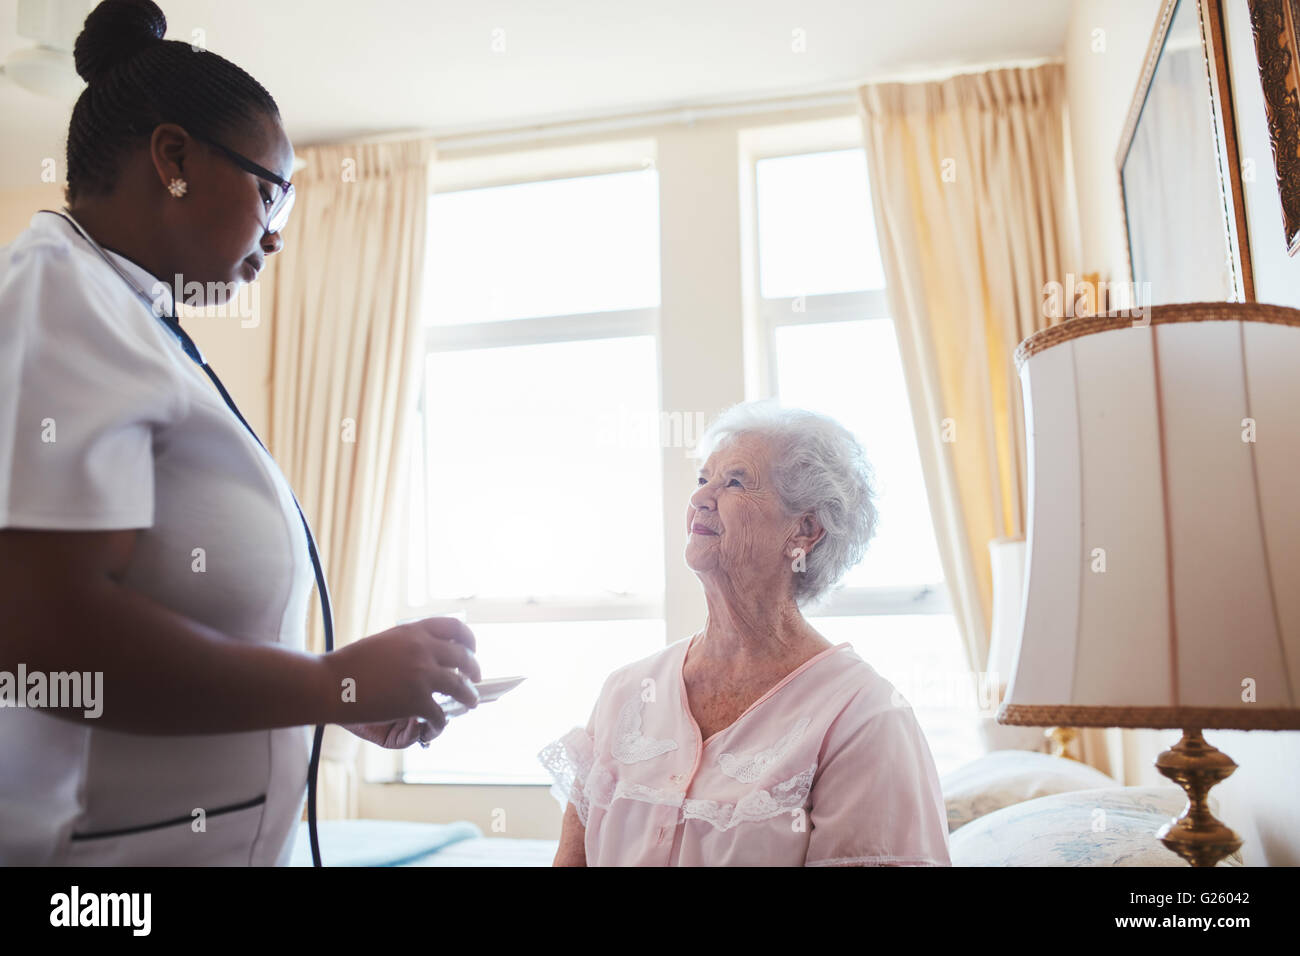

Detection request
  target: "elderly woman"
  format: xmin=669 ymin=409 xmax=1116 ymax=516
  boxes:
xmin=539 ymin=401 xmax=951 ymax=866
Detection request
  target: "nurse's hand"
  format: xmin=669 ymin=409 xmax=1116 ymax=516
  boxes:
xmin=342 ymin=716 xmax=439 ymax=749
xmin=323 ymin=616 xmax=481 ymax=732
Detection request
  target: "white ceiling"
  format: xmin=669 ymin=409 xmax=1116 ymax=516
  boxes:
xmin=0 ymin=0 xmax=1069 ymax=189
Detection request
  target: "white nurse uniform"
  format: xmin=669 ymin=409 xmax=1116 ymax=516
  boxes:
xmin=0 ymin=210 xmax=315 ymax=865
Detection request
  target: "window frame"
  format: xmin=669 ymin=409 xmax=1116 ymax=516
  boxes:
xmin=402 ymin=307 xmax=667 ymax=627
xmin=745 ymin=145 xmax=951 ymax=619
xmin=379 ymin=119 xmax=958 ymax=789
xmin=396 ymin=165 xmax=667 ymax=630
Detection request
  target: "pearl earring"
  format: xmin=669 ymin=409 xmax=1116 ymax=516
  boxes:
xmin=167 ymin=178 xmax=188 ymax=198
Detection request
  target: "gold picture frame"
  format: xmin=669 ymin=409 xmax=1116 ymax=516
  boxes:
xmin=1118 ymin=0 xmax=1254 ymax=302
xmin=1248 ymin=0 xmax=1300 ymax=255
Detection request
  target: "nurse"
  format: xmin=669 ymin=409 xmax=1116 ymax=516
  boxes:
xmin=0 ymin=0 xmax=479 ymax=865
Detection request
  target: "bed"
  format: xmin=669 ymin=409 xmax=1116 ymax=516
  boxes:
xmin=288 ymin=820 xmax=557 ymax=867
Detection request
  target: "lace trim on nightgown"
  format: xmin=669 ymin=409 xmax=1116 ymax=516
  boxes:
xmin=680 ymin=763 xmax=817 ymax=831
xmin=543 ymin=702 xmax=816 ymax=832
xmin=541 ymin=726 xmax=816 ymax=832
xmin=577 ymin=761 xmax=817 ymax=832
xmin=716 ymin=717 xmax=811 ymax=782
xmin=610 ymin=696 xmax=678 ymax=764
xmin=538 ymin=727 xmax=596 ymax=826
xmin=613 ymin=777 xmax=685 ymax=808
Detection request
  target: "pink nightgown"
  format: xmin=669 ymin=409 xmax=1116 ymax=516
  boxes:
xmin=539 ymin=633 xmax=952 ymax=866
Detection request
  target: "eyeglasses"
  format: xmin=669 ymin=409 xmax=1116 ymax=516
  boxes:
xmin=198 ymin=137 xmax=296 ymax=235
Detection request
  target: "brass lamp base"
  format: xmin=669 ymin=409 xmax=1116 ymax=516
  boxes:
xmin=1044 ymin=725 xmax=1080 ymax=760
xmin=1154 ymin=729 xmax=1242 ymax=867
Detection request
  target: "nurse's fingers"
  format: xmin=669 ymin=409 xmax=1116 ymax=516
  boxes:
xmin=428 ymin=636 xmax=482 ymax=683
xmin=380 ymin=717 xmax=432 ymax=749
xmin=419 ymin=708 xmax=448 ymax=736
xmin=428 ymin=667 xmax=481 ymax=711
xmin=412 ymin=616 xmax=476 ymax=654
xmin=413 ymin=714 xmax=445 ymax=746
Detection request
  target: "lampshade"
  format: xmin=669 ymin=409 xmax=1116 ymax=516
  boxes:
xmin=998 ymin=303 xmax=1300 ymax=730
xmin=986 ymin=537 xmax=1026 ymax=689
xmin=981 ymin=536 xmax=1045 ymax=752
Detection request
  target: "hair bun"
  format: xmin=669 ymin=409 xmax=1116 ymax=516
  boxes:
xmin=73 ymin=0 xmax=167 ymax=84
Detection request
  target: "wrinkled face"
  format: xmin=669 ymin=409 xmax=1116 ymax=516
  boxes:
xmin=685 ymin=433 xmax=802 ymax=589
xmin=162 ymin=111 xmax=295 ymax=306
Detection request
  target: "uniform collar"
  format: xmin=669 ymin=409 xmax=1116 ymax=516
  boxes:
xmin=102 ymin=246 xmax=176 ymax=318
xmin=35 ymin=210 xmax=177 ymax=318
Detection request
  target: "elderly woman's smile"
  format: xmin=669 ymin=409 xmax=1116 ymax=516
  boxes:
xmin=684 ymin=430 xmax=823 ymax=592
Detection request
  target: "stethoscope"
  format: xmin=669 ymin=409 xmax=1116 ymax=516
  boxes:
xmin=40 ymin=208 xmax=333 ymax=867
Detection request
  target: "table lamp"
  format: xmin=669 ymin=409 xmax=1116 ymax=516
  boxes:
xmin=982 ymin=537 xmax=1053 ymax=754
xmin=997 ymin=302 xmax=1300 ymax=867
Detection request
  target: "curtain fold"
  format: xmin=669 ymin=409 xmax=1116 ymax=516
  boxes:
xmin=857 ymin=64 xmax=1124 ymax=779
xmin=261 ymin=136 xmax=436 ymax=815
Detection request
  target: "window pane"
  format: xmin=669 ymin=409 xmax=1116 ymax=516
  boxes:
xmin=807 ymin=614 xmax=982 ymax=777
xmin=425 ymin=170 xmax=660 ymax=324
xmin=756 ymin=149 xmax=886 ymax=298
xmin=404 ymin=409 xmax=429 ymax=608
xmin=775 ymin=319 xmax=943 ymax=587
xmin=419 ymin=335 xmax=665 ymax=600
xmin=403 ymin=619 xmax=665 ymax=783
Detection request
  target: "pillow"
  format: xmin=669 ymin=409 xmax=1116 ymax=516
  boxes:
xmin=942 ymin=750 xmax=1118 ymax=832
xmin=949 ymin=786 xmax=1244 ymax=866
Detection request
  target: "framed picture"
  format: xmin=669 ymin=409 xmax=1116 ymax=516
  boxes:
xmin=1118 ymin=0 xmax=1254 ymax=303
xmin=1248 ymin=0 xmax=1300 ymax=255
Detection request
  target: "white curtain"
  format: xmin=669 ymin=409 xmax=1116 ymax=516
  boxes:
xmin=261 ymin=136 xmax=436 ymax=814
xmin=858 ymin=64 xmax=1125 ymax=777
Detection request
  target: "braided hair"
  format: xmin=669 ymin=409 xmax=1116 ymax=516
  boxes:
xmin=66 ymin=0 xmax=280 ymax=203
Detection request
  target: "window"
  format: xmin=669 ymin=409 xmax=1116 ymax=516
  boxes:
xmin=397 ymin=168 xmax=666 ymax=784
xmin=389 ymin=134 xmax=984 ymax=789
xmin=423 ymin=171 xmax=660 ymax=324
xmin=753 ymin=148 xmax=981 ymax=775
xmin=755 ymin=148 xmax=886 ymax=298
xmin=411 ymin=336 xmax=663 ymax=603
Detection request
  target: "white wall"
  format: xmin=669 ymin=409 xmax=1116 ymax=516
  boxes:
xmin=1066 ymin=0 xmax=1300 ymax=865
xmin=1066 ymin=0 xmax=1164 ymax=281
xmin=0 ymin=183 xmax=65 ymax=246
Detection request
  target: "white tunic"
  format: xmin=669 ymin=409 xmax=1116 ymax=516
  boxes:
xmin=0 ymin=211 xmax=315 ymax=865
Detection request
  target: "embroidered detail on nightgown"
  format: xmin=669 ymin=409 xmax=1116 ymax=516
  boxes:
xmin=577 ymin=762 xmax=817 ymax=832
xmin=614 ymin=779 xmax=685 ymax=808
xmin=681 ymin=763 xmax=817 ymax=831
xmin=538 ymin=728 xmax=596 ymax=826
xmin=716 ymin=717 xmax=811 ymax=782
xmin=611 ymin=696 xmax=679 ymax=764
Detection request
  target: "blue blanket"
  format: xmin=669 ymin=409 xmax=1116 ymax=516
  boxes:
xmin=289 ymin=819 xmax=482 ymax=867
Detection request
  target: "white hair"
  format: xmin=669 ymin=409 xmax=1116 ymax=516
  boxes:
xmin=693 ymin=399 xmax=879 ymax=607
